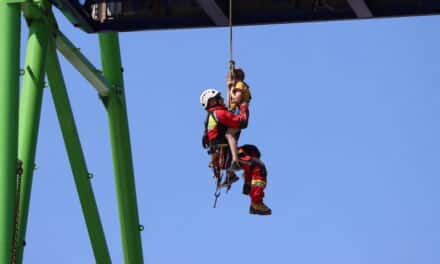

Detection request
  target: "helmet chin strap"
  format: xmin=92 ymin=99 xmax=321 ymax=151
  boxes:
xmin=215 ymin=97 xmax=223 ymax=107
xmin=206 ymin=97 xmax=222 ymax=109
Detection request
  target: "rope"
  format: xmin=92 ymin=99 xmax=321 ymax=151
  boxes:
xmin=11 ymin=160 xmax=23 ymax=264
xmin=213 ymin=0 xmax=236 ymax=208
xmin=229 ymin=0 xmax=233 ymax=65
xmin=227 ymin=0 xmax=235 ymax=110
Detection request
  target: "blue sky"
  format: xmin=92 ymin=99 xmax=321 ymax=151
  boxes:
xmin=18 ymin=9 xmax=440 ymax=264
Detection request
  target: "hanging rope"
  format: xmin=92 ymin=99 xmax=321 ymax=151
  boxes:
xmin=229 ymin=0 xmax=234 ymax=67
xmin=227 ymin=0 xmax=235 ymax=110
xmin=211 ymin=0 xmax=238 ymax=208
xmin=11 ymin=159 xmax=23 ymax=264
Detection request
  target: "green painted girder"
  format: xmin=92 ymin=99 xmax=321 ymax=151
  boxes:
xmin=54 ymin=30 xmax=113 ymax=97
xmin=46 ymin=39 xmax=112 ymax=264
xmin=0 ymin=2 xmax=21 ymax=263
xmin=15 ymin=15 xmax=49 ymax=264
xmin=20 ymin=5 xmax=114 ymax=97
xmin=99 ymin=32 xmax=144 ymax=264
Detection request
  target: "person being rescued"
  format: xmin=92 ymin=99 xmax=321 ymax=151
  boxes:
xmin=226 ymin=67 xmax=251 ymax=171
xmin=200 ymin=89 xmax=271 ymax=215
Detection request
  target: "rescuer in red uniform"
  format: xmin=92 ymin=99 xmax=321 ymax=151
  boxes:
xmin=200 ymin=89 xmax=271 ymax=215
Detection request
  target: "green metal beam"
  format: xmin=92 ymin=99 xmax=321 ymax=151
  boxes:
xmin=21 ymin=2 xmax=44 ymax=20
xmin=15 ymin=17 xmax=49 ymax=264
xmin=54 ymin=31 xmax=113 ymax=97
xmin=99 ymin=33 xmax=144 ymax=264
xmin=0 ymin=2 xmax=21 ymax=263
xmin=46 ymin=39 xmax=112 ymax=264
xmin=4 ymin=0 xmax=26 ymax=4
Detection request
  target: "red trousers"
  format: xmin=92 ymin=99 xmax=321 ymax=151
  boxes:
xmin=239 ymin=154 xmax=267 ymax=203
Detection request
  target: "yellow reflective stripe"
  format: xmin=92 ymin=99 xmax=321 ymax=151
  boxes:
xmin=251 ymin=179 xmax=266 ymax=187
xmin=207 ymin=114 xmax=217 ymax=130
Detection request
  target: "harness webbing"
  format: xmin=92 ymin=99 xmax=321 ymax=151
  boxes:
xmin=212 ymin=145 xmax=232 ymax=208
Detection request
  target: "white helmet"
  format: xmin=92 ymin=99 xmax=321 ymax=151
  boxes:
xmin=200 ymin=89 xmax=220 ymax=109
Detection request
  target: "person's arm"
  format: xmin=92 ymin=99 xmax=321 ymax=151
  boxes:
xmin=227 ymin=72 xmax=234 ymax=89
xmin=216 ymin=104 xmax=249 ymax=129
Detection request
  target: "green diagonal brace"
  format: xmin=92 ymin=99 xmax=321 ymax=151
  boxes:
xmin=54 ymin=30 xmax=113 ymax=97
xmin=46 ymin=39 xmax=112 ymax=264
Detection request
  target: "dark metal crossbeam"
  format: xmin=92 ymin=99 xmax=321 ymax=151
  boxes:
xmin=196 ymin=0 xmax=228 ymax=26
xmin=52 ymin=0 xmax=440 ymax=33
xmin=347 ymin=0 xmax=373 ymax=18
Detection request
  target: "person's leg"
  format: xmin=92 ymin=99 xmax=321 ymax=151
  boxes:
xmin=240 ymin=156 xmax=252 ymax=195
xmin=249 ymin=162 xmax=266 ymax=204
xmin=225 ymin=128 xmax=240 ymax=170
xmin=248 ymin=159 xmax=271 ymax=215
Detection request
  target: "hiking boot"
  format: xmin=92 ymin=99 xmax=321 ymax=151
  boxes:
xmin=249 ymin=202 xmax=272 ymax=215
xmin=228 ymin=161 xmax=241 ymax=171
xmin=221 ymin=172 xmax=239 ymax=188
xmin=242 ymin=182 xmax=251 ymax=195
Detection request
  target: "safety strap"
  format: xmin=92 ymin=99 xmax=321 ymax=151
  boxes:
xmin=212 ymin=145 xmax=232 ymax=208
xmin=202 ymin=112 xmax=211 ymax=149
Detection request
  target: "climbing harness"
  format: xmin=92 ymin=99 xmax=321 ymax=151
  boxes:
xmin=203 ymin=112 xmax=238 ymax=208
xmin=11 ymin=159 xmax=23 ymax=264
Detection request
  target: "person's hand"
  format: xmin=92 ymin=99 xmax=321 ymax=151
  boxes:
xmin=230 ymin=89 xmax=243 ymax=104
xmin=226 ymin=72 xmax=234 ymax=87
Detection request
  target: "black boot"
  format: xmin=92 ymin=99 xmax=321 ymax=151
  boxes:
xmin=249 ymin=202 xmax=272 ymax=215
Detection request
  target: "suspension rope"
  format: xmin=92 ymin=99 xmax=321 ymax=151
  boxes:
xmin=212 ymin=1 xmax=236 ymax=208
xmin=227 ymin=0 xmax=235 ymax=110
xmin=11 ymin=160 xmax=23 ymax=264
xmin=229 ymin=0 xmax=234 ymax=66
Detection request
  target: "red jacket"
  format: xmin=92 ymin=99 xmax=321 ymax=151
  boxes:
xmin=204 ymin=104 xmax=249 ymax=145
